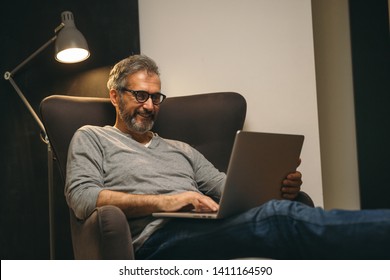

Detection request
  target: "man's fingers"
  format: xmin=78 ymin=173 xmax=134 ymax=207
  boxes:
xmin=281 ymin=185 xmax=300 ymax=193
xmin=192 ymin=195 xmax=219 ymax=212
xmin=283 ymin=179 xmax=302 ymax=188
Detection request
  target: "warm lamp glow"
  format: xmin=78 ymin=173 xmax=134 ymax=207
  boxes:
xmin=56 ymin=47 xmax=90 ymax=63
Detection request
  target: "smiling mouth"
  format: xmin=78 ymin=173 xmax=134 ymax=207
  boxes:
xmin=137 ymin=112 xmax=154 ymax=119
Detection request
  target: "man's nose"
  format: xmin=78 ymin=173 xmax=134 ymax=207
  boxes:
xmin=142 ymin=96 xmax=154 ymax=109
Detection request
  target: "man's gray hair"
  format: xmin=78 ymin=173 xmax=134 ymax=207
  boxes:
xmin=107 ymin=54 xmax=160 ymax=91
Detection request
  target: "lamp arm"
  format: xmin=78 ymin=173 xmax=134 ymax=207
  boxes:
xmin=4 ymin=23 xmax=64 ymax=77
xmin=5 ymin=36 xmax=56 ymax=78
xmin=3 ymin=23 xmax=65 ymax=144
xmin=6 ymin=75 xmax=48 ymax=143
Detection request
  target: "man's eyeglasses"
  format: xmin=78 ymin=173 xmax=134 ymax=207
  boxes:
xmin=120 ymin=87 xmax=166 ymax=105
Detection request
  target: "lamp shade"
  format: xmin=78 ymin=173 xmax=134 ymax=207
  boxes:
xmin=55 ymin=11 xmax=90 ymax=63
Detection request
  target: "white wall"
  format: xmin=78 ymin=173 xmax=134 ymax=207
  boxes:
xmin=139 ymin=0 xmax=323 ymax=206
xmin=312 ymin=0 xmax=360 ymax=210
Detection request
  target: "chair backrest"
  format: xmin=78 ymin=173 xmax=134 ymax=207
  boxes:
xmin=154 ymin=92 xmax=247 ymax=172
xmin=40 ymin=92 xmax=247 ymax=181
xmin=40 ymin=96 xmax=116 ymax=181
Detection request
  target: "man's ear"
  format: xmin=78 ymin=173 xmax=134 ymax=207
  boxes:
xmin=109 ymin=89 xmax=119 ymax=107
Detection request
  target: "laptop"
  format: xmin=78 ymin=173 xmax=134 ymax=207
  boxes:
xmin=152 ymin=130 xmax=304 ymax=219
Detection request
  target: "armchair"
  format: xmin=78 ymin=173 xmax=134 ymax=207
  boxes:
xmin=40 ymin=91 xmax=313 ymax=259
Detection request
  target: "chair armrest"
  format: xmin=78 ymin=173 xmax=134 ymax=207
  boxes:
xmin=294 ymin=191 xmax=315 ymax=207
xmin=69 ymin=205 xmax=134 ymax=259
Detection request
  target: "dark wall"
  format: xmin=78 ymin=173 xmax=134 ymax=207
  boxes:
xmin=349 ymin=0 xmax=390 ymax=209
xmin=0 ymin=0 xmax=140 ymax=259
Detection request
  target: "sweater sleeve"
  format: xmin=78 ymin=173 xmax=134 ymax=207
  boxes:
xmin=162 ymin=138 xmax=226 ymax=200
xmin=65 ymin=127 xmax=105 ymax=220
xmin=191 ymin=147 xmax=226 ymax=201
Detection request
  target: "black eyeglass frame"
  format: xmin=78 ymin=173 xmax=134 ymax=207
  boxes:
xmin=120 ymin=87 xmax=166 ymax=105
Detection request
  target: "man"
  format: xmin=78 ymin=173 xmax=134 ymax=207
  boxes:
xmin=66 ymin=54 xmax=390 ymax=259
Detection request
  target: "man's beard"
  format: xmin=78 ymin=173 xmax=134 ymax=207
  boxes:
xmin=118 ymin=95 xmax=155 ymax=134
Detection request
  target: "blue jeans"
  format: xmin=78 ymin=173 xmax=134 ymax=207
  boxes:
xmin=135 ymin=200 xmax=390 ymax=259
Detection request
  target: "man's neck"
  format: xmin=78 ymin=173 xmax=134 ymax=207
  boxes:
xmin=114 ymin=124 xmax=153 ymax=144
xmin=131 ymin=131 xmax=153 ymax=145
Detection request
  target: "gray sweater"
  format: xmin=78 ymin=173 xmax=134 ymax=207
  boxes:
xmin=65 ymin=125 xmax=226 ymax=250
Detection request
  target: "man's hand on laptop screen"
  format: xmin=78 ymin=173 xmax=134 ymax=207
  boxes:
xmin=281 ymin=159 xmax=303 ymax=200
xmin=160 ymin=191 xmax=219 ymax=213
